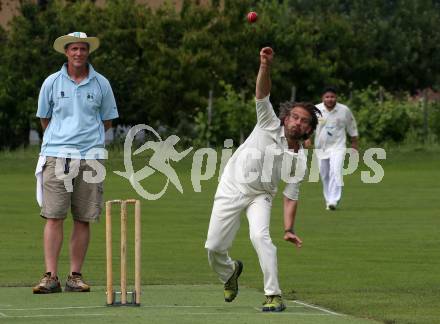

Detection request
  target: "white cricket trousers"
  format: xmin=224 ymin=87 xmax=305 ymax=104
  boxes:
xmin=205 ymin=183 xmax=281 ymax=296
xmin=318 ymin=149 xmax=345 ymax=205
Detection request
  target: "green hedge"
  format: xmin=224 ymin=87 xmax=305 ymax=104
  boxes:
xmin=0 ymin=0 xmax=439 ymax=149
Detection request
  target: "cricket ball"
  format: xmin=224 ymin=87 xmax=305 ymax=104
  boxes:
xmin=247 ymin=11 xmax=258 ymax=24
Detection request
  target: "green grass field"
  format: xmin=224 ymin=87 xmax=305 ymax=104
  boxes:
xmin=0 ymin=147 xmax=439 ymax=323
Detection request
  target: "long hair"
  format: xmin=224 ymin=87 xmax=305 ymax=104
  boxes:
xmin=278 ymin=101 xmax=321 ymax=140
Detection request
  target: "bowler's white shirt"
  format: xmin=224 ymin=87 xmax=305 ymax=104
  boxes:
xmin=220 ymin=95 xmax=307 ymax=201
xmin=314 ymin=102 xmax=358 ymax=155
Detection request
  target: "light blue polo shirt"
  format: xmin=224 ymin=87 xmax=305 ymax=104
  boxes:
xmin=37 ymin=63 xmax=118 ymax=159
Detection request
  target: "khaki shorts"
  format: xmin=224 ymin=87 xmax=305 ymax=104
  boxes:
xmin=41 ymin=157 xmax=104 ymax=222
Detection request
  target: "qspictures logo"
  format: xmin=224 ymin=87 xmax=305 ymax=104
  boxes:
xmin=51 ymin=124 xmax=386 ymax=200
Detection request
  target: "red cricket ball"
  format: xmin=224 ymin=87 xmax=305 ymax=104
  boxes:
xmin=247 ymin=11 xmax=258 ymax=24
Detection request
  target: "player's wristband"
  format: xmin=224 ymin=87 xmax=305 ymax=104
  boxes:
xmin=284 ymin=229 xmax=295 ymax=235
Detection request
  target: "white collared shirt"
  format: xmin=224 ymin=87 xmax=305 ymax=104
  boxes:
xmin=220 ymin=95 xmax=307 ymax=200
xmin=314 ymin=102 xmax=358 ymax=153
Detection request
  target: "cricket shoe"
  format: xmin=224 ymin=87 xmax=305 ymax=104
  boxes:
xmin=262 ymin=295 xmax=286 ymax=312
xmin=326 ymin=204 xmax=336 ymax=211
xmin=65 ymin=272 xmax=90 ymax=292
xmin=224 ymin=260 xmax=243 ymax=302
xmin=32 ymin=272 xmax=62 ymax=294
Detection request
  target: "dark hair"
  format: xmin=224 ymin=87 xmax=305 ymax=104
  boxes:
xmin=322 ymin=86 xmax=337 ymax=95
xmin=278 ymin=101 xmax=322 ymax=140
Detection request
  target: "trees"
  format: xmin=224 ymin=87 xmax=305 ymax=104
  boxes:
xmin=0 ymin=0 xmax=439 ymax=149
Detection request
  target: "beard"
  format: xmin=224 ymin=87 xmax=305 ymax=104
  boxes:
xmin=285 ymin=126 xmax=305 ymax=141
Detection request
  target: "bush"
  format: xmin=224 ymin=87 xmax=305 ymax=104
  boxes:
xmin=1 ymin=0 xmax=439 ymax=149
xmin=194 ymin=81 xmax=255 ymax=147
xmin=347 ymin=86 xmax=429 ymax=145
xmin=428 ymin=102 xmax=440 ymax=141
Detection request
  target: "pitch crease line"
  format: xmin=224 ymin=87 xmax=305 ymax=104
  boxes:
xmin=4 ymin=313 xmax=110 ymax=318
xmin=141 ymin=305 xmax=302 ymax=308
xmin=290 ymin=300 xmax=344 ymax=316
xmin=181 ymin=311 xmax=333 ymax=316
xmin=1 ymin=304 xmax=305 ymax=312
xmin=0 ymin=305 xmax=106 ymax=311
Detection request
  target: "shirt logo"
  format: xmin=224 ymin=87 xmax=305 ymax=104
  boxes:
xmin=58 ymin=91 xmax=69 ymax=99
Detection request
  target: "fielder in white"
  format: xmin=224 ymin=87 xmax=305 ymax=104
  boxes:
xmin=307 ymin=87 xmax=358 ymax=210
xmin=205 ymin=47 xmax=321 ymax=312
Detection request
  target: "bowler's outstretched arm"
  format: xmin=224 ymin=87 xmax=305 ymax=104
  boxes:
xmin=256 ymin=47 xmax=274 ymax=99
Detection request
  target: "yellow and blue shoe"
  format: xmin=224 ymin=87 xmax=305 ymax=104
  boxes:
xmin=224 ymin=260 xmax=243 ymax=302
xmin=262 ymin=295 xmax=286 ymax=312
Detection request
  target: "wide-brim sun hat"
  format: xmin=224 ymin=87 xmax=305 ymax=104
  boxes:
xmin=53 ymin=32 xmax=100 ymax=54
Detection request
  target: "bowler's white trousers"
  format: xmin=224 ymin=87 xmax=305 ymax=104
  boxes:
xmin=318 ymin=149 xmax=345 ymax=206
xmin=205 ymin=182 xmax=281 ymax=296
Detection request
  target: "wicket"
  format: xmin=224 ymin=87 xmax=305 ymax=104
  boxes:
xmin=105 ymin=199 xmax=141 ymax=306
